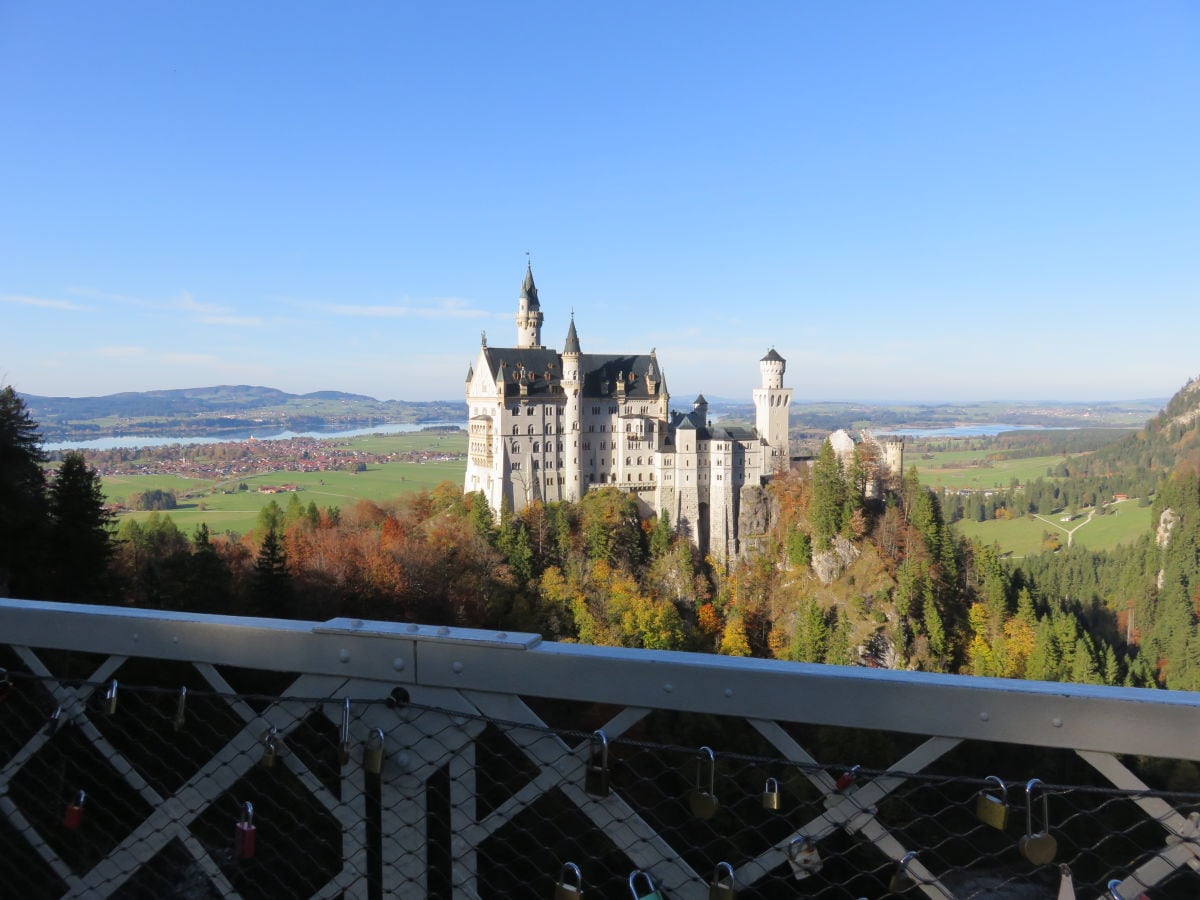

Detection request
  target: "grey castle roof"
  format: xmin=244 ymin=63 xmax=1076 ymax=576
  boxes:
xmin=563 ymin=317 xmax=580 ymax=354
xmin=694 ymin=394 xmax=708 ymax=405
xmin=761 ymin=348 xmax=785 ymax=363
xmin=520 ymin=265 xmax=539 ymax=309
xmin=479 ymin=348 xmax=660 ymax=400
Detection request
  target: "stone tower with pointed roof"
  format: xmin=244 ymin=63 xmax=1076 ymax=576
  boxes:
xmin=464 ymin=266 xmax=791 ymax=560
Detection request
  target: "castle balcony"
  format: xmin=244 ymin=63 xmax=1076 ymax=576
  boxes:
xmin=1 ymin=596 xmax=1198 ymax=899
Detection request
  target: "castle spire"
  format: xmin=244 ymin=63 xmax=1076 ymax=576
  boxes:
xmin=515 ymin=261 xmax=544 ymax=349
xmin=564 ymin=314 xmax=580 ymax=354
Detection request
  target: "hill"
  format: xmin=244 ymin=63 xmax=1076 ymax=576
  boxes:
xmin=19 ymin=385 xmax=466 ymax=441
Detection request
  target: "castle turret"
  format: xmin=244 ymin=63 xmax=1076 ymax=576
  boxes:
xmin=753 ymin=348 xmax=792 ymax=474
xmin=515 ymin=263 xmax=544 ymax=349
xmin=562 ymin=316 xmax=582 ymax=499
xmin=693 ymin=394 xmax=708 ymax=426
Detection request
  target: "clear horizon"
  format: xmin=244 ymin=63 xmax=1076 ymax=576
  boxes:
xmin=2 ymin=3 xmax=1197 ymax=404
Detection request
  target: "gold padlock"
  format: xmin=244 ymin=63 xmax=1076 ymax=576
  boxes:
xmin=975 ymin=774 xmax=1009 ymax=830
xmin=889 ymin=851 xmax=918 ymax=892
xmin=555 ymin=861 xmax=583 ymax=899
xmin=709 ymin=861 xmax=736 ymax=899
xmin=762 ymin=777 xmax=780 ymax=811
xmin=584 ymin=730 xmax=610 ymax=798
xmin=1018 ymin=779 xmax=1058 ymax=865
xmin=363 ymin=727 xmax=385 ymax=775
xmin=261 ymin=726 xmax=280 ymax=768
xmin=689 ymin=746 xmax=719 ymax=819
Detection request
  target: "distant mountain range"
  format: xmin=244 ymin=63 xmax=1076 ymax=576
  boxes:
xmin=19 ymin=385 xmax=466 ymax=442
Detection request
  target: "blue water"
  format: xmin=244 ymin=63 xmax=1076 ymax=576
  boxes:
xmin=877 ymin=424 xmax=1070 ymax=438
xmin=45 ymin=421 xmax=465 ymax=452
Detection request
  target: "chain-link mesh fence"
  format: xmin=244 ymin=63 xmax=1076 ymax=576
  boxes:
xmin=3 ymin=644 xmax=1200 ymax=899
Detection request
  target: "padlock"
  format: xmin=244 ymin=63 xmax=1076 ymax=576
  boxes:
xmin=628 ymin=869 xmax=663 ymax=900
xmin=1018 ymin=778 xmax=1058 ymax=865
xmin=975 ymin=775 xmax=1009 ymax=830
xmin=555 ymin=861 xmax=584 ymax=899
xmin=234 ymin=801 xmax=257 ymax=860
xmin=584 ymin=730 xmax=610 ymax=798
xmin=1106 ymin=879 xmax=1148 ymax=900
xmin=835 ymin=764 xmax=860 ymax=792
xmin=762 ymin=777 xmax=780 ymax=811
xmin=709 ymin=861 xmax=736 ymax=899
xmin=339 ymin=697 xmax=352 ymax=766
xmin=173 ymin=686 xmax=187 ymax=732
xmin=787 ymin=835 xmax=822 ymax=880
xmin=689 ymin=745 xmax=719 ymax=819
xmin=46 ymin=704 xmax=63 ymax=736
xmin=261 ymin=726 xmax=280 ymax=768
xmin=889 ymin=851 xmax=919 ymax=892
xmin=63 ymin=791 xmax=86 ymax=830
xmin=1057 ymin=864 xmax=1075 ymax=900
xmin=103 ymin=679 xmax=119 ymax=715
xmin=363 ymin=727 xmax=385 ymax=775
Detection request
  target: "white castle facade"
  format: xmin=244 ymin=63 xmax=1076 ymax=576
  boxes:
xmin=463 ymin=266 xmax=793 ymax=559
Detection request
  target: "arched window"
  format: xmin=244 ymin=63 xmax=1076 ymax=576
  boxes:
xmin=512 ymin=425 xmax=519 ymax=435
xmin=528 ymin=425 xmax=534 ymax=435
xmin=511 ymin=442 xmax=520 ymax=454
xmin=533 ymin=442 xmax=540 ymax=452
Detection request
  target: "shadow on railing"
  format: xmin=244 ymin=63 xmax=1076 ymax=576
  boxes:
xmin=2 ymin=597 xmax=1199 ymax=899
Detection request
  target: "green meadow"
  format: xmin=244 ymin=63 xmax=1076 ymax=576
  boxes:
xmin=953 ymin=500 xmax=1153 ymax=557
xmin=105 ymin=433 xmax=468 ymax=536
xmin=912 ymin=449 xmax=1070 ymax=491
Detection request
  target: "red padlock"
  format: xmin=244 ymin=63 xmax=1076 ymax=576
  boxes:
xmin=835 ymin=764 xmax=860 ymax=792
xmin=63 ymin=791 xmax=86 ymax=830
xmin=234 ymin=801 xmax=256 ymax=860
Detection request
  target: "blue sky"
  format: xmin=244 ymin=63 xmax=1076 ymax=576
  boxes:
xmin=2 ymin=2 xmax=1197 ymax=404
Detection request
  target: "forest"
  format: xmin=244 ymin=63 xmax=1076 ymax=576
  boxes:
xmin=4 ymin=377 xmax=1200 ymax=692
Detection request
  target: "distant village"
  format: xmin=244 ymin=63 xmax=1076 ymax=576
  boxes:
xmin=68 ymin=435 xmax=466 ymax=482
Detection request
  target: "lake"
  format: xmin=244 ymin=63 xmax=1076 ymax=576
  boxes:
xmin=45 ymin=422 xmax=466 ymax=452
xmin=876 ymin=424 xmax=1072 ymax=438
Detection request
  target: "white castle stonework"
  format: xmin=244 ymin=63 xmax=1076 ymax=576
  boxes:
xmin=463 ymin=266 xmax=793 ymax=560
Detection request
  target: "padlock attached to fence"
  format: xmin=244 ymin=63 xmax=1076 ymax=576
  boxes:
xmin=584 ymin=730 xmax=610 ymax=798
xmin=1018 ymin=778 xmax=1057 ymax=865
xmin=761 ymin=776 xmax=780 ymax=811
xmin=975 ymin=774 xmax=1009 ymax=830
xmin=261 ymin=726 xmax=280 ymax=768
xmin=46 ymin=704 xmax=63 ymax=737
xmin=555 ymin=861 xmax=583 ymax=899
xmin=339 ymin=697 xmax=352 ymax=766
xmin=173 ymin=686 xmax=187 ymax=732
xmin=787 ymin=835 xmax=822 ymax=880
xmin=363 ymin=727 xmax=385 ymax=775
xmin=889 ymin=851 xmax=918 ymax=892
xmin=234 ymin=801 xmax=257 ymax=860
xmin=709 ymin=861 xmax=736 ymax=899
xmin=628 ymin=869 xmax=663 ymax=900
xmin=835 ymin=763 xmax=860 ymax=792
xmin=103 ymin=679 xmax=119 ymax=715
xmin=689 ymin=745 xmax=719 ymax=819
xmin=63 ymin=791 xmax=86 ymax=830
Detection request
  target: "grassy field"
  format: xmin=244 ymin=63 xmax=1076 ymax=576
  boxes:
xmin=106 ymin=432 xmax=468 ymax=536
xmin=913 ymin=450 xmax=1072 ymax=491
xmin=953 ymin=500 xmax=1153 ymax=556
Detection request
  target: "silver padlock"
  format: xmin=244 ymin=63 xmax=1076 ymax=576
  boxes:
xmin=173 ymin=686 xmax=187 ymax=732
xmin=261 ymin=726 xmax=280 ymax=768
xmin=709 ymin=861 xmax=736 ymax=899
xmin=787 ymin=835 xmax=822 ymax=880
xmin=889 ymin=851 xmax=919 ymax=892
xmin=1018 ymin=778 xmax=1058 ymax=865
xmin=363 ymin=727 xmax=385 ymax=775
xmin=103 ymin=679 xmax=119 ymax=715
xmin=584 ymin=730 xmax=610 ymax=798
xmin=555 ymin=861 xmax=584 ymax=899
xmin=339 ymin=697 xmax=352 ymax=766
xmin=689 ymin=745 xmax=719 ymax=819
xmin=762 ymin=776 xmax=780 ymax=811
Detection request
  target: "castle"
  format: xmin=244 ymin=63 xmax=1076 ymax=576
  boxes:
xmin=463 ymin=266 xmax=792 ymax=559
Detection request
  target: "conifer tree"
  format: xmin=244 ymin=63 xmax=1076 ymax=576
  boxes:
xmin=46 ymin=451 xmax=114 ymax=602
xmin=0 ymin=386 xmax=48 ymax=596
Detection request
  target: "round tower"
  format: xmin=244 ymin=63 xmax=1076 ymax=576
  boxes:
xmin=562 ymin=316 xmax=582 ymax=499
xmin=753 ymin=348 xmax=792 ymax=474
xmin=515 ymin=263 xmax=544 ymax=349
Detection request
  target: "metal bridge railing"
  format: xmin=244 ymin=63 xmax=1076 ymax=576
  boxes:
xmin=2 ymin=596 xmax=1199 ymax=899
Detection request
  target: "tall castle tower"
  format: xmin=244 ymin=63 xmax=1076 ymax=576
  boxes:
xmin=753 ymin=348 xmax=792 ymax=474
xmin=561 ymin=316 xmax=582 ymax=499
xmin=515 ymin=263 xmax=544 ymax=348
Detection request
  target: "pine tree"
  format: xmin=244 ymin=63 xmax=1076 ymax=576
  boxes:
xmin=0 ymin=386 xmax=49 ymax=596
xmin=810 ymin=440 xmax=847 ymax=550
xmin=46 ymin=451 xmax=114 ymax=602
xmin=252 ymin=527 xmax=293 ymax=617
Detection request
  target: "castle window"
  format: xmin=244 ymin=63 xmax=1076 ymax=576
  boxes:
xmin=610 ymin=405 xmax=618 ymax=414
xmin=513 ymin=426 xmax=519 ymax=435
xmin=533 ymin=460 xmax=539 ymax=469
xmin=584 ymin=442 xmax=590 ymax=450
xmin=512 ymin=462 xmax=521 ymax=471
xmin=558 ymin=442 xmax=564 ymax=451
xmin=533 ymin=442 xmax=540 ymax=452
xmin=511 ymin=442 xmax=520 ymax=453
xmin=638 ymin=474 xmax=643 ymax=481
xmin=637 ymin=457 xmax=643 ymax=465
xmin=589 ymin=474 xmax=595 ymax=482
xmin=650 ymin=472 xmax=655 ymax=481
xmin=600 ymin=425 xmax=606 ymax=432
xmin=527 ymin=406 xmax=535 ymax=415
xmin=528 ymin=425 xmax=535 ymax=435
xmin=589 ymin=425 xmax=594 ymax=432
xmin=592 ymin=406 xmax=600 ymax=414
xmin=626 ymin=457 xmax=632 ymax=466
